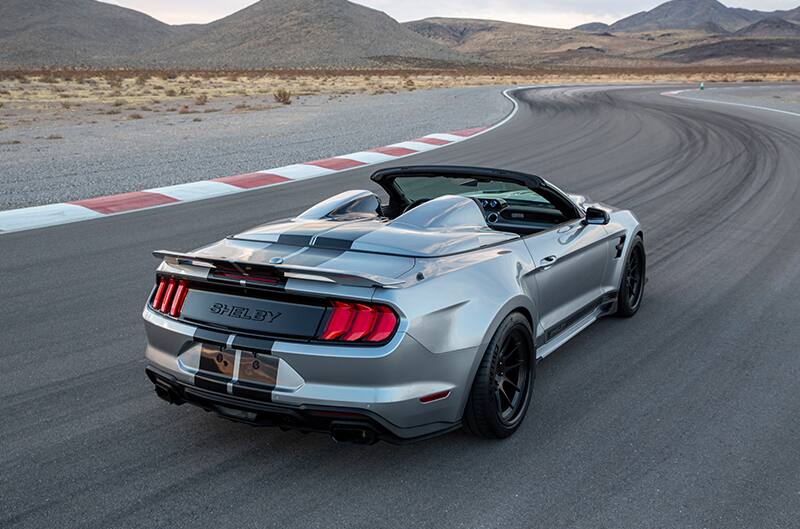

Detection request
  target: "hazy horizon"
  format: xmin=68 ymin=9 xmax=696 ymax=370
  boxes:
xmin=103 ymin=0 xmax=800 ymax=28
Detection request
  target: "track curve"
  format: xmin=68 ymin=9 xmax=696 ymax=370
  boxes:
xmin=2 ymin=86 xmax=799 ymax=529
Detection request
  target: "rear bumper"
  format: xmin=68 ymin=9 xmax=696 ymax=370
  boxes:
xmin=143 ymin=307 xmax=475 ymax=442
xmin=145 ymin=366 xmax=460 ymax=444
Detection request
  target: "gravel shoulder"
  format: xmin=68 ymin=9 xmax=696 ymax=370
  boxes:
xmin=0 ymin=86 xmax=511 ymax=210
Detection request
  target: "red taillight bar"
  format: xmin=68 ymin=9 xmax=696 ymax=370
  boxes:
xmin=151 ymin=277 xmax=189 ymax=318
xmin=319 ymin=300 xmax=398 ymax=343
xmin=319 ymin=301 xmax=355 ymax=340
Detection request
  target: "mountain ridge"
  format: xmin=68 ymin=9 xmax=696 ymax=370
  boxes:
xmin=1 ymin=0 xmax=799 ymax=69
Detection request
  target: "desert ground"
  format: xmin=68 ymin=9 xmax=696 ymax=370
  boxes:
xmin=2 ymin=68 xmax=799 ymax=134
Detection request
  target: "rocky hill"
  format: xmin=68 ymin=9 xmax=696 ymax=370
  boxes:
xmin=0 ymin=0 xmax=472 ymax=68
xmin=1 ymin=0 xmax=799 ymax=69
xmin=733 ymin=17 xmax=800 ymax=38
xmin=659 ymin=37 xmax=800 ymax=62
xmin=573 ymin=22 xmax=611 ymax=32
xmin=0 ymin=0 xmax=182 ymax=67
xmin=404 ymin=18 xmax=655 ymax=66
xmin=610 ymin=0 xmax=765 ymax=32
xmin=147 ymin=0 xmax=471 ymax=68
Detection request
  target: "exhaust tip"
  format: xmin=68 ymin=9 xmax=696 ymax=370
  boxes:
xmin=154 ymin=383 xmax=184 ymax=406
xmin=330 ymin=425 xmax=379 ymax=445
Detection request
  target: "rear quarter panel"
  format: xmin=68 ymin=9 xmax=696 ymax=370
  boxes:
xmin=372 ymin=239 xmax=538 ymax=414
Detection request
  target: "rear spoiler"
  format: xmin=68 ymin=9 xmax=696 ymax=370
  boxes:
xmin=153 ymin=250 xmax=405 ymax=289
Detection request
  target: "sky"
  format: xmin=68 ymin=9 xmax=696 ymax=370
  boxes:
xmin=105 ymin=0 xmax=800 ymax=28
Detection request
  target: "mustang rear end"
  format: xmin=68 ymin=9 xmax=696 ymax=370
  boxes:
xmin=144 ymin=166 xmax=645 ymax=444
xmin=143 ymin=245 xmax=472 ymax=445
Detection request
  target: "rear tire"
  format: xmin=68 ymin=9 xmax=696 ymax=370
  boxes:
xmin=615 ymin=235 xmax=646 ymax=317
xmin=463 ymin=313 xmax=534 ymax=439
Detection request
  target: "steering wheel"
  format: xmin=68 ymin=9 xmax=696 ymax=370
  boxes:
xmin=403 ymin=198 xmax=430 ymax=214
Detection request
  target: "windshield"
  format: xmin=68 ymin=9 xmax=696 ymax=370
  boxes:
xmin=391 ymin=176 xmax=553 ymax=207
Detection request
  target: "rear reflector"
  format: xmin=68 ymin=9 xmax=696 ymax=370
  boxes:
xmin=419 ymin=390 xmax=450 ymax=404
xmin=152 ymin=277 xmax=189 ymax=317
xmin=319 ymin=300 xmax=398 ymax=343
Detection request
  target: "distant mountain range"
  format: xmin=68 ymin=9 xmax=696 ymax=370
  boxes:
xmin=579 ymin=0 xmax=800 ymax=33
xmin=1 ymin=0 xmax=799 ymax=69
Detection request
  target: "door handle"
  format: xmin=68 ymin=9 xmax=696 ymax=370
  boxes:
xmin=538 ymin=255 xmax=558 ymax=271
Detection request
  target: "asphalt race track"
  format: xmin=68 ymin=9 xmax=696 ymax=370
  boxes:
xmin=2 ymin=86 xmax=799 ymax=528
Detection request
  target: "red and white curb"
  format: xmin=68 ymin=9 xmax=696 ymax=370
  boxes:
xmin=0 ymin=125 xmax=504 ymax=233
xmin=0 ymin=85 xmax=536 ymax=234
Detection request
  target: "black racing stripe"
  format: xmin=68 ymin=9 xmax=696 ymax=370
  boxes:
xmin=272 ymin=220 xmax=340 ymax=246
xmin=277 ymin=233 xmax=313 ymax=246
xmin=312 ymin=237 xmax=353 ymax=251
xmin=231 ymin=384 xmax=272 ymax=402
xmin=193 ymin=328 xmax=229 ymax=347
xmin=311 ymin=221 xmax=386 ymax=251
xmin=194 ymin=373 xmax=228 ymax=394
xmin=250 ymin=243 xmax=304 ymax=261
xmin=231 ymin=335 xmax=274 ymax=354
xmin=283 ymin=247 xmax=345 ymax=267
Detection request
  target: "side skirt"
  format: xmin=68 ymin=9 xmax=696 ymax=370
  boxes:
xmin=535 ymin=292 xmax=617 ymax=360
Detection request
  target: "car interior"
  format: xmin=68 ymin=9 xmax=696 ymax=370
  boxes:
xmin=381 ymin=174 xmax=580 ymax=236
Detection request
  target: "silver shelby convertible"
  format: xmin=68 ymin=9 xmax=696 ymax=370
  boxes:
xmin=144 ymin=166 xmax=645 ymax=444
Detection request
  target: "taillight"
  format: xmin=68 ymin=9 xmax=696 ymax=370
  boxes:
xmin=319 ymin=301 xmax=398 ymax=343
xmin=151 ymin=277 xmax=189 ymax=317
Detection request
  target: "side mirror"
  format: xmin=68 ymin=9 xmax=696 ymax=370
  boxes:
xmin=583 ymin=207 xmax=610 ymax=225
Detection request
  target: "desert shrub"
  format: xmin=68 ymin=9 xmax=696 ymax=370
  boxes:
xmin=135 ymin=75 xmax=149 ymax=86
xmin=273 ymin=88 xmax=292 ymax=105
xmin=128 ymin=113 xmax=143 ymax=120
xmin=165 ymin=89 xmax=177 ymax=97
xmin=112 ymin=99 xmax=127 ymax=107
xmin=194 ymin=94 xmax=208 ymax=105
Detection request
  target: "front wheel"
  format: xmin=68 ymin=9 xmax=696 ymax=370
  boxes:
xmin=463 ymin=313 xmax=534 ymax=439
xmin=615 ymin=235 xmax=646 ymax=317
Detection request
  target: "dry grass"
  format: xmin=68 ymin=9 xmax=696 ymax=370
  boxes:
xmin=273 ymin=87 xmax=292 ymax=104
xmin=0 ymin=67 xmax=798 ymax=124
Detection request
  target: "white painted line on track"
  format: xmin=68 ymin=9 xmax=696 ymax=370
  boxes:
xmin=662 ymin=88 xmax=800 ymax=118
